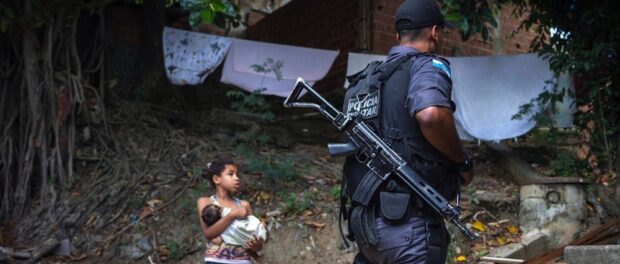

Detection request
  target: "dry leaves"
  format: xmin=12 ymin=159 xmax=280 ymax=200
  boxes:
xmin=303 ymin=221 xmax=326 ymax=230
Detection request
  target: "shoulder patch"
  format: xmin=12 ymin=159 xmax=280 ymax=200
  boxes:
xmin=432 ymin=59 xmax=451 ymax=78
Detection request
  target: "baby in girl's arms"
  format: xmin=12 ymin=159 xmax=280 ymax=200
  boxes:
xmin=201 ymin=203 xmax=268 ymax=246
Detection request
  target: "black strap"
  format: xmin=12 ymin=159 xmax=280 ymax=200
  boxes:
xmin=378 ymin=52 xmax=423 ymax=82
xmin=363 ymin=203 xmax=378 ymax=246
xmin=357 ymin=61 xmax=382 ymax=94
xmin=338 ymin=176 xmax=351 ymax=248
xmin=425 ymin=216 xmax=450 ymax=264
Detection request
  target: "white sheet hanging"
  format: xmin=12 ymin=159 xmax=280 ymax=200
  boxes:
xmin=551 ymin=72 xmax=576 ymax=128
xmin=162 ymin=27 xmax=231 ymax=85
xmin=344 ymin=52 xmax=572 ymax=141
xmin=450 ymin=53 xmax=554 ymax=141
xmin=220 ymin=38 xmax=339 ymax=97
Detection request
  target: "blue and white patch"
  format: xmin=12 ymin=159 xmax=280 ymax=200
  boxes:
xmin=432 ymin=59 xmax=451 ymax=77
xmin=346 ymin=91 xmax=380 ymax=119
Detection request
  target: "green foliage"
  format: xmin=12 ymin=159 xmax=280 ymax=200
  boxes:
xmin=446 ymin=241 xmax=456 ymax=264
xmin=283 ymin=191 xmax=315 ymax=214
xmin=180 ymin=177 xmax=208 ymax=211
xmin=235 ymin=145 xmax=300 ymax=182
xmin=553 ymin=151 xmax=584 ymax=177
xmin=440 ymin=0 xmax=504 ymax=41
xmin=464 ymin=186 xmax=479 ymax=205
xmin=180 ymin=0 xmax=241 ymax=29
xmin=329 ymin=185 xmax=341 ymax=201
xmin=166 ymin=240 xmax=189 ymax=260
xmin=511 ymin=79 xmax=569 ymax=126
xmin=224 ymin=58 xmax=283 ymax=123
xmin=226 ymin=89 xmax=274 ymax=122
xmin=529 ymin=128 xmax=561 ymax=147
xmin=0 ymin=3 xmax=15 ymax=32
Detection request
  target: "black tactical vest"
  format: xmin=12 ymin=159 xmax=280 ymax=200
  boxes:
xmin=342 ymin=52 xmax=459 ymax=202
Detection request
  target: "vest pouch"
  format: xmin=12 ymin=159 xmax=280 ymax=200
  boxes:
xmin=379 ymin=191 xmax=411 ymax=225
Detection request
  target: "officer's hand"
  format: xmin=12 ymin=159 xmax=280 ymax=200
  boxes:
xmin=459 ymin=167 xmax=474 ymax=186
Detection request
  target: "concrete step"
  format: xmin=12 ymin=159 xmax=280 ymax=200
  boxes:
xmin=564 ymin=245 xmax=620 ymax=264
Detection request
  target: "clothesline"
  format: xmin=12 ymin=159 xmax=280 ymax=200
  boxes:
xmin=162 ymin=27 xmax=575 ymax=141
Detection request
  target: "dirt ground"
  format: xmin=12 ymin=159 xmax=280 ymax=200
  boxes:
xmin=13 ymin=102 xmax=523 ymax=264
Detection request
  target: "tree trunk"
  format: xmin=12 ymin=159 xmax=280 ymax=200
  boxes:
xmin=17 ymin=0 xmax=40 ymax=218
xmin=140 ymin=0 xmax=169 ymax=103
xmin=615 ymin=122 xmax=620 ymax=204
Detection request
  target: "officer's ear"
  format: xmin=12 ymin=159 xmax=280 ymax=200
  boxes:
xmin=396 ymin=32 xmax=401 ymax=42
xmin=430 ymin=25 xmax=440 ymax=41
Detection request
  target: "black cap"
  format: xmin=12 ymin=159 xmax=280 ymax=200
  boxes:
xmin=395 ymin=0 xmax=453 ymax=31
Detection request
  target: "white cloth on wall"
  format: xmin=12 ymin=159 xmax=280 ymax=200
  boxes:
xmin=163 ymin=27 xmax=231 ymax=85
xmin=344 ymin=52 xmax=570 ymax=141
xmin=220 ymin=38 xmax=339 ymax=97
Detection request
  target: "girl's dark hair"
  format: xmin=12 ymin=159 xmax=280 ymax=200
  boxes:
xmin=204 ymin=155 xmax=235 ymax=187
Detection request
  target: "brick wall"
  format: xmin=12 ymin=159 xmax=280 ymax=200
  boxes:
xmin=246 ymin=0 xmax=538 ymax=90
xmin=370 ymin=0 xmax=536 ymax=56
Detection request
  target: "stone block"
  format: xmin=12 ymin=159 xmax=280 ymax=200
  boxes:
xmin=488 ymin=233 xmax=549 ymax=261
xmin=490 ymin=243 xmax=525 ymax=259
xmin=564 ymin=245 xmax=620 ymax=264
xmin=522 ymin=232 xmax=549 ymax=259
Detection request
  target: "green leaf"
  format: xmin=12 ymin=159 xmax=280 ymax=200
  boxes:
xmin=459 ymin=18 xmax=469 ymax=35
xmin=188 ymin=12 xmax=202 ymax=27
xmin=209 ymin=0 xmax=226 ymax=12
xmin=201 ymin=9 xmax=215 ymax=23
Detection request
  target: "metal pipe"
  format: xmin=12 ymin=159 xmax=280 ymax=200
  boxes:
xmin=480 ymin=256 xmax=525 ymax=264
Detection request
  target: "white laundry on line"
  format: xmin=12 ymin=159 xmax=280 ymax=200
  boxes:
xmin=162 ymin=27 xmax=231 ymax=85
xmin=344 ymin=52 xmax=573 ymax=141
xmin=220 ymin=38 xmax=339 ymax=98
xmin=450 ymin=53 xmax=554 ymax=141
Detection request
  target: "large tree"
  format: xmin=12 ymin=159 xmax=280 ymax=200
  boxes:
xmin=0 ymin=0 xmax=243 ymax=246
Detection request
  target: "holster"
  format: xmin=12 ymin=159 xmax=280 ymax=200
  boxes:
xmin=348 ymin=204 xmax=378 ymax=249
xmin=379 ymin=191 xmax=412 ymax=225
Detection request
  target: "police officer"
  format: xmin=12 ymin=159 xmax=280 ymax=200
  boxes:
xmin=344 ymin=0 xmax=474 ymax=263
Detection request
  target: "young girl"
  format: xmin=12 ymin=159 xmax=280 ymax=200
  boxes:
xmin=197 ymin=156 xmax=264 ymax=264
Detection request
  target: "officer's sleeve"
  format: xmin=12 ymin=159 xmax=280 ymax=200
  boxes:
xmin=406 ymin=58 xmax=455 ymax=117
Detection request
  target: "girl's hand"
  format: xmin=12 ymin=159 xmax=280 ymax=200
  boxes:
xmin=244 ymin=235 xmax=264 ymax=252
xmin=211 ymin=236 xmax=223 ymax=245
xmin=230 ymin=206 xmax=249 ymax=219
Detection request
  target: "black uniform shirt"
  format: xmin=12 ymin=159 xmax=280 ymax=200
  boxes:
xmin=386 ymin=46 xmax=455 ymax=118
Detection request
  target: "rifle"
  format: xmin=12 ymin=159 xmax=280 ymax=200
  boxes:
xmin=283 ymin=78 xmax=477 ymax=240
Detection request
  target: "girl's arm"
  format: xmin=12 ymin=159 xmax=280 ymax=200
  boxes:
xmin=197 ymin=197 xmax=241 ymax=240
xmin=240 ymin=200 xmax=264 ymax=253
